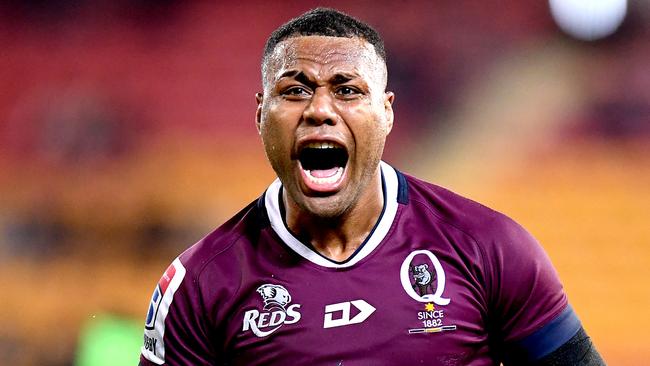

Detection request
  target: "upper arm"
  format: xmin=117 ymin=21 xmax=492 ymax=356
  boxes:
xmin=481 ymin=217 xmax=585 ymax=362
xmin=531 ymin=326 xmax=606 ymax=366
xmin=502 ymin=305 xmax=588 ymax=364
xmin=139 ymin=258 xmax=216 ymax=365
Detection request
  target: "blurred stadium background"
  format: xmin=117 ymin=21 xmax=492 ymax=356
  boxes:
xmin=0 ymin=1 xmax=648 ymax=364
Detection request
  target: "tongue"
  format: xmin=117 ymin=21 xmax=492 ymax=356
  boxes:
xmin=309 ymin=167 xmax=339 ymax=178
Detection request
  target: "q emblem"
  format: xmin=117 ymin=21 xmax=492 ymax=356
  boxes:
xmin=400 ymin=250 xmax=451 ymax=305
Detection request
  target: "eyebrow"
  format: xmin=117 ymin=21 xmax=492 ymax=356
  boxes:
xmin=330 ymin=73 xmax=354 ymax=85
xmin=277 ymin=70 xmax=358 ymax=87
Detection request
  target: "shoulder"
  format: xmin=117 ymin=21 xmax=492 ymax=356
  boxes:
xmin=399 ymin=171 xmax=552 ymax=292
xmin=401 ymin=172 xmax=527 ymax=246
xmin=140 ymin=196 xmax=271 ymax=363
xmin=401 ymin=172 xmax=570 ymax=346
xmin=178 ymin=197 xmax=267 ymax=283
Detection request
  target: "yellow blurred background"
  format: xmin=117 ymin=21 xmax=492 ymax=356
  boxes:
xmin=1 ymin=1 xmax=648 ymax=364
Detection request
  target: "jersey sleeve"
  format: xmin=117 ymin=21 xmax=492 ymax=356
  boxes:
xmin=482 ymin=217 xmax=582 ymax=363
xmin=139 ymin=257 xmax=215 ymax=365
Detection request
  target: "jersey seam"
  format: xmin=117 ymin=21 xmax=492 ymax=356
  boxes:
xmin=192 ymin=219 xmax=254 ymax=318
xmin=191 ymin=232 xmax=248 ymax=358
xmin=408 ymin=196 xmax=492 ymax=308
xmin=194 ymin=268 xmax=219 ymax=359
xmin=195 ymin=231 xmax=246 ymax=279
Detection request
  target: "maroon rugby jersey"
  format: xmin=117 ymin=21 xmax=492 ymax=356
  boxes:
xmin=140 ymin=162 xmax=580 ymax=365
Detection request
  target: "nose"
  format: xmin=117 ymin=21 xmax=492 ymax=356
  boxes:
xmin=302 ymin=87 xmax=337 ymax=126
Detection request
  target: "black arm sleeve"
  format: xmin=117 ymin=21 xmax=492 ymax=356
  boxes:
xmin=533 ymin=327 xmax=606 ymax=366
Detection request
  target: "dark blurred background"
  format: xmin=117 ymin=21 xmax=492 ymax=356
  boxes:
xmin=0 ymin=1 xmax=648 ymax=365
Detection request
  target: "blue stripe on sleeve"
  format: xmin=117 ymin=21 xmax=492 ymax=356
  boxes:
xmin=516 ymin=304 xmax=582 ymax=361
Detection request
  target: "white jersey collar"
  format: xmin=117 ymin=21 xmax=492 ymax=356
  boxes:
xmin=264 ymin=161 xmax=399 ymax=268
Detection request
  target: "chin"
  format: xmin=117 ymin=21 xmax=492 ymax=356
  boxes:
xmin=299 ymin=195 xmax=350 ymax=220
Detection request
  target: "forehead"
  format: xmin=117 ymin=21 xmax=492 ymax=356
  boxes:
xmin=265 ymin=36 xmax=384 ymax=82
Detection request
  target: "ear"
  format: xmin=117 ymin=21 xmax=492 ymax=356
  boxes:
xmin=384 ymin=91 xmax=395 ymax=134
xmin=255 ymin=93 xmax=263 ymax=134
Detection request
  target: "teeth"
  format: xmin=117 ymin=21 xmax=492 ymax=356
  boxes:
xmin=305 ymin=167 xmax=344 ymax=185
xmin=304 ymin=141 xmax=341 ymax=149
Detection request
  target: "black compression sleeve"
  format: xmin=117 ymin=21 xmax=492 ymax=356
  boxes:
xmin=533 ymin=327 xmax=606 ymax=366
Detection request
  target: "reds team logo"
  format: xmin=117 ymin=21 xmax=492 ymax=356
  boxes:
xmin=242 ymin=284 xmax=302 ymax=338
xmin=400 ymin=250 xmax=451 ymax=305
xmin=257 ymin=284 xmax=292 ymax=311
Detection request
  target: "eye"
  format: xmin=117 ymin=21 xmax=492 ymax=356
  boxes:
xmin=335 ymin=86 xmax=361 ymax=98
xmin=282 ymin=86 xmax=311 ymax=99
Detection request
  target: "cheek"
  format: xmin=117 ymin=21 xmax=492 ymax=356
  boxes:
xmin=261 ymin=126 xmax=284 ymax=156
xmin=343 ymin=105 xmax=389 ymax=150
xmin=261 ymin=105 xmax=295 ymax=157
xmin=360 ymin=112 xmax=391 ymax=143
xmin=357 ymin=99 xmax=390 ymax=129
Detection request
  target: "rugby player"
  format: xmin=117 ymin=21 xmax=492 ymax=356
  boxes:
xmin=139 ymin=8 xmax=605 ymax=365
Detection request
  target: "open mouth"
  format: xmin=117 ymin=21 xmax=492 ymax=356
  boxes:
xmin=298 ymin=141 xmax=348 ymax=189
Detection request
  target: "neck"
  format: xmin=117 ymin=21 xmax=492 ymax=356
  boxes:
xmin=284 ymin=172 xmax=384 ymax=262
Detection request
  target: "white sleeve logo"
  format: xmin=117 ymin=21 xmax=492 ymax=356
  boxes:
xmin=141 ymin=258 xmax=186 ymax=364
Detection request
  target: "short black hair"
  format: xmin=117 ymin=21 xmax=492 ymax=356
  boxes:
xmin=262 ymin=8 xmax=386 ymax=65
